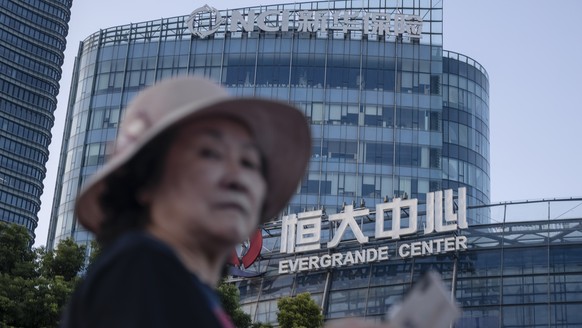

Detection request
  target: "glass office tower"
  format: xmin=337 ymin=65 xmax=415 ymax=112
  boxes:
xmin=47 ymin=1 xmax=489 ymax=247
xmin=0 ymin=0 xmax=72 ymax=239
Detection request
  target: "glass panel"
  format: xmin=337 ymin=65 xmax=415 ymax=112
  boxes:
xmin=238 ymin=279 xmax=262 ymax=303
xmin=456 ymin=277 xmax=500 ymax=307
xmin=550 ymin=245 xmax=582 ymax=273
xmin=502 ymin=247 xmax=548 ymax=275
xmin=455 ymin=308 xmax=500 ymax=328
xmin=502 ymin=275 xmax=548 ymax=304
xmin=366 ymin=284 xmax=406 ymax=316
xmin=502 ymin=305 xmax=548 ymax=327
xmin=327 ymin=289 xmax=367 ymax=319
xmin=260 ymin=275 xmax=294 ymax=300
xmin=550 ymin=274 xmax=582 ymax=303
xmin=550 ymin=303 xmax=582 ymax=327
xmin=331 ymin=266 xmax=370 ymax=290
xmin=294 ymin=272 xmax=327 ymax=294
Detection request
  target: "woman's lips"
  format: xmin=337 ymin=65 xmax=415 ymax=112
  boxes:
xmin=214 ymin=202 xmax=248 ymax=215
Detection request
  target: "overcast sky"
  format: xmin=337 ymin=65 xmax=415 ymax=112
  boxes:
xmin=33 ymin=0 xmax=582 ymax=246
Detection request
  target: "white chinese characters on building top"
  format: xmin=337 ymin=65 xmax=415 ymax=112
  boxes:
xmin=188 ymin=5 xmax=423 ymax=39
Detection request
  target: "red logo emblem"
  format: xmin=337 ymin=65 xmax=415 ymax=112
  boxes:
xmin=230 ymin=229 xmax=262 ymax=269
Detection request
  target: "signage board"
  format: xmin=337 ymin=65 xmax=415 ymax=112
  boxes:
xmin=278 ymin=187 xmax=468 ymax=274
xmin=187 ymin=5 xmax=423 ymax=39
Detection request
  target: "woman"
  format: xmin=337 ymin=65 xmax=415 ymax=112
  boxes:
xmin=63 ymin=76 xmax=386 ymax=327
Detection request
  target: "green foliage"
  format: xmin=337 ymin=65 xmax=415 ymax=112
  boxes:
xmin=251 ymin=323 xmax=273 ymax=328
xmin=217 ymin=280 xmax=252 ymax=328
xmin=0 ymin=221 xmax=87 ymax=328
xmin=0 ymin=274 xmax=76 ymax=327
xmin=277 ymin=292 xmax=323 ymax=328
xmin=45 ymin=238 xmax=86 ymax=281
xmin=0 ymin=222 xmax=36 ymax=278
xmin=216 ymin=280 xmax=271 ymax=328
xmin=217 ymin=280 xmax=241 ymax=314
xmin=88 ymin=239 xmax=101 ymax=266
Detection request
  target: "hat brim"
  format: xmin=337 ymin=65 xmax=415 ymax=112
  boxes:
xmin=75 ymin=92 xmax=311 ymax=234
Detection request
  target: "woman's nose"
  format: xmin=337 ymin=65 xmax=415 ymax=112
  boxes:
xmin=221 ymin=158 xmax=249 ymax=193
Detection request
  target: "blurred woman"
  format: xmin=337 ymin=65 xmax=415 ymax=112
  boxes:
xmin=62 ymin=76 xmax=385 ymax=328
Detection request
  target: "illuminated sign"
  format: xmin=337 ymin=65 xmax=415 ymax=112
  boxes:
xmin=278 ymin=188 xmax=468 ymax=274
xmin=187 ymin=5 xmax=423 ymax=39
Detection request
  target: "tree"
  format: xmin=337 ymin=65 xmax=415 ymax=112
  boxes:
xmin=88 ymin=239 xmax=101 ymax=266
xmin=277 ymin=292 xmax=323 ymax=328
xmin=0 ymin=221 xmax=36 ymax=278
xmin=40 ymin=238 xmax=86 ymax=281
xmin=218 ymin=280 xmax=252 ymax=328
xmin=0 ymin=221 xmax=87 ymax=327
xmin=217 ymin=279 xmax=274 ymax=328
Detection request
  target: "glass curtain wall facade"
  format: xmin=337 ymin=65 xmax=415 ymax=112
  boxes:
xmin=0 ymin=0 xmax=72 ymax=238
xmin=441 ymin=50 xmax=489 ymax=206
xmin=47 ymin=1 xmax=489 ymax=248
xmin=235 ymin=198 xmax=582 ymax=327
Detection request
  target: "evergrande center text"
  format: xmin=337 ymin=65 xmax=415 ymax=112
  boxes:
xmin=278 ymin=235 xmax=468 ymax=274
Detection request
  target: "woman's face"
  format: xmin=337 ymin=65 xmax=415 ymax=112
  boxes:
xmin=144 ymin=117 xmax=267 ymax=247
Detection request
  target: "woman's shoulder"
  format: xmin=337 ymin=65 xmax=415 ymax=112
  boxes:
xmin=99 ymin=231 xmax=176 ymax=261
xmin=62 ymin=232 xmax=221 ymax=327
xmin=69 ymin=232 xmax=198 ymax=316
xmin=88 ymin=231 xmax=185 ymax=280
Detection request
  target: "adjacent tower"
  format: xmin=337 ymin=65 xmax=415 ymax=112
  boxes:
xmin=0 ymin=0 xmax=73 ymax=239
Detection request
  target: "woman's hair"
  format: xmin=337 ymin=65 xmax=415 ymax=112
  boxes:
xmin=96 ymin=129 xmax=176 ymax=247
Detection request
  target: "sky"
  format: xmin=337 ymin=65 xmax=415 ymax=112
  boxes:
xmin=33 ymin=0 xmax=582 ymax=246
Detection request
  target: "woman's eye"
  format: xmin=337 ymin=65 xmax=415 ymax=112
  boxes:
xmin=199 ymin=147 xmax=221 ymax=159
xmin=241 ymin=158 xmax=260 ymax=170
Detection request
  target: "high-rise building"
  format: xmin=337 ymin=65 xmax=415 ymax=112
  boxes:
xmin=48 ymin=0 xmax=490 ymax=249
xmin=0 ymin=0 xmax=73 ymax=239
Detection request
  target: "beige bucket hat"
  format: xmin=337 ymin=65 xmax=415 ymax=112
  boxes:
xmin=75 ymin=76 xmax=311 ymax=234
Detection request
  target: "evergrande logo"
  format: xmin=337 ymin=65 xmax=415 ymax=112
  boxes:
xmin=230 ymin=229 xmax=262 ymax=270
xmin=187 ymin=5 xmax=225 ymax=38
